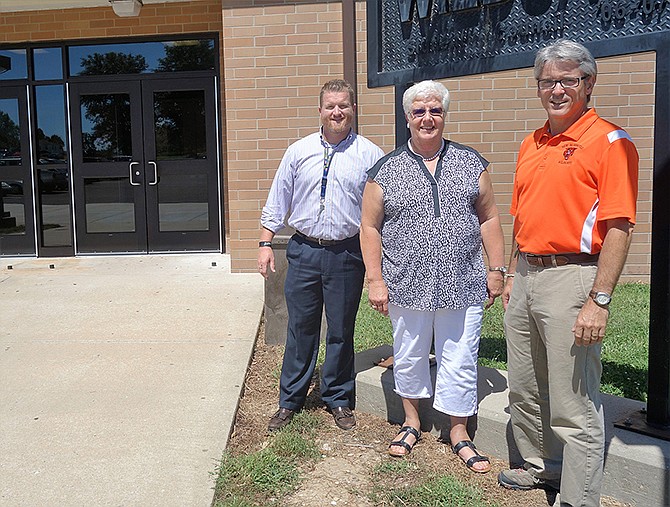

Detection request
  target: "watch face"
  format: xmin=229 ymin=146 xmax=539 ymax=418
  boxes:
xmin=595 ymin=293 xmax=611 ymax=305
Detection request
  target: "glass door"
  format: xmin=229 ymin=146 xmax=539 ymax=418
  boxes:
xmin=142 ymin=78 xmax=219 ymax=252
xmin=69 ymin=77 xmax=220 ymax=254
xmin=0 ymin=85 xmax=36 ymax=255
xmin=70 ymin=80 xmax=146 ymax=253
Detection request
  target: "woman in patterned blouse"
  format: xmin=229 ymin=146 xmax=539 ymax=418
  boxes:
xmin=360 ymin=80 xmax=505 ymax=473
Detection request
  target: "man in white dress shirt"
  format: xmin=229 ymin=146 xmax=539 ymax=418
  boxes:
xmin=258 ymin=79 xmax=383 ymax=432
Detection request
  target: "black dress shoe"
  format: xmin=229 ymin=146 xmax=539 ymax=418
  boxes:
xmin=331 ymin=406 xmax=356 ymax=430
xmin=268 ymin=408 xmax=295 ymax=432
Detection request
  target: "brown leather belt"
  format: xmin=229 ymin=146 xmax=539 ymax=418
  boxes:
xmin=294 ymin=231 xmax=357 ymax=247
xmin=522 ymin=252 xmax=599 ymax=268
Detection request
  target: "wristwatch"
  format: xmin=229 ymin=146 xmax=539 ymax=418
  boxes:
xmin=488 ymin=266 xmax=507 ymax=274
xmin=258 ymin=241 xmax=273 ymax=248
xmin=590 ymin=291 xmax=612 ymax=307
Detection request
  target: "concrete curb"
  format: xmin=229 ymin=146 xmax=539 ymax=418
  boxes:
xmin=354 ymin=345 xmax=670 ymax=506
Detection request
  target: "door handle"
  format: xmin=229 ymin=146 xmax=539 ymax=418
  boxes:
xmin=148 ymin=161 xmax=158 ymax=186
xmin=129 ymin=161 xmax=140 ymax=186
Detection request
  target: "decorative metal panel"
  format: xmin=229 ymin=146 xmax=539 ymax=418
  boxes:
xmin=368 ymin=0 xmax=670 ymax=87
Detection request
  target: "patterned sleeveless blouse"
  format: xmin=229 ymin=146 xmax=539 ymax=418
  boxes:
xmin=368 ymin=140 xmax=488 ymax=311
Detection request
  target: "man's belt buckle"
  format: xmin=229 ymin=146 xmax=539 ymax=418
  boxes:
xmin=526 ymin=253 xmax=563 ymax=268
xmin=524 ymin=252 xmax=597 ymax=268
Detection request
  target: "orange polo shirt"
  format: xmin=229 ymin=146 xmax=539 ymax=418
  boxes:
xmin=511 ymin=108 xmax=638 ymax=255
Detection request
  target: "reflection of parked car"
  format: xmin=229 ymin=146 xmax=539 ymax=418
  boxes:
xmin=1 ymin=180 xmax=23 ymax=195
xmin=53 ymin=168 xmax=68 ymax=191
xmin=0 ymin=156 xmax=21 ymax=166
xmin=39 ymin=168 xmax=68 ymax=192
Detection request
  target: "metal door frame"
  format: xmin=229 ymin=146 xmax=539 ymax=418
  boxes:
xmin=0 ymin=84 xmax=37 ymax=255
xmin=68 ymin=75 xmax=221 ymax=254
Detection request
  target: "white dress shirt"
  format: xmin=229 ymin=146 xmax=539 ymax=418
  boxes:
xmin=261 ymin=129 xmax=383 ymax=240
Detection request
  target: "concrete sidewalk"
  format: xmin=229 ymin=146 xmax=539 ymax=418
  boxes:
xmin=0 ymin=254 xmax=264 ymax=507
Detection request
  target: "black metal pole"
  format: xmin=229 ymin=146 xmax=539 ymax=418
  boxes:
xmin=395 ymin=84 xmax=410 ymax=148
xmin=647 ymin=42 xmax=670 ymax=429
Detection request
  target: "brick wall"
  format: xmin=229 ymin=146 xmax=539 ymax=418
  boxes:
xmin=0 ymin=1 xmax=655 ymax=280
xmin=223 ymin=1 xmax=654 ymax=281
xmin=0 ymin=1 xmax=223 ymax=41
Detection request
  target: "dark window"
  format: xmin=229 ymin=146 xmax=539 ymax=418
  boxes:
xmin=0 ymin=49 xmax=28 ymax=80
xmin=38 ymin=168 xmax=72 ymax=247
xmin=0 ymin=178 xmax=26 ymax=235
xmin=157 ymin=173 xmax=209 ymax=232
xmin=0 ymin=98 xmax=21 ymax=166
xmin=154 ymin=90 xmax=206 ymax=160
xmin=33 ymin=47 xmax=63 ymax=81
xmin=35 ymin=85 xmax=71 ymax=248
xmin=68 ymin=39 xmax=215 ymax=76
xmin=35 ymin=85 xmax=68 ymax=164
xmin=79 ymin=93 xmax=133 ymax=162
xmin=84 ymin=177 xmax=136 ymax=233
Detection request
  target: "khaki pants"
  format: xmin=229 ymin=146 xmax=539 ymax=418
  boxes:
xmin=504 ymin=256 xmax=604 ymax=507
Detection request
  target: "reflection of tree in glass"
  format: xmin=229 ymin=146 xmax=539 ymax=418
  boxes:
xmin=36 ymin=128 xmax=66 ymax=162
xmin=0 ymin=110 xmax=20 ymax=156
xmin=78 ymin=53 xmax=145 ymax=162
xmin=157 ymin=41 xmax=215 ymax=72
xmin=80 ymin=94 xmax=132 ymax=162
xmin=79 ymin=51 xmax=148 ymax=75
xmin=154 ymin=91 xmax=206 ymax=160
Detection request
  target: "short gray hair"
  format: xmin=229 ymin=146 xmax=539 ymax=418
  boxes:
xmin=402 ymin=80 xmax=450 ymax=116
xmin=534 ymin=39 xmax=597 ymax=80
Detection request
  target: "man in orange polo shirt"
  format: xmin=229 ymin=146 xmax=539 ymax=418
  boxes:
xmin=498 ymin=40 xmax=638 ymax=507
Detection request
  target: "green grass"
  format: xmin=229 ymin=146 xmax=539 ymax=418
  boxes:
xmin=371 ymin=473 xmax=500 ymax=507
xmin=600 ymin=283 xmax=649 ymax=399
xmin=389 ymin=475 xmax=500 ymax=507
xmin=371 ymin=458 xmax=498 ymax=507
xmin=353 ymin=293 xmax=394 ymax=353
xmin=212 ymin=411 xmax=321 ymax=507
xmin=372 ymin=458 xmax=419 ymax=475
xmin=355 ymin=283 xmax=650 ymax=401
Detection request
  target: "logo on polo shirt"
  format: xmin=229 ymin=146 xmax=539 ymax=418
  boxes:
xmin=563 ymin=147 xmax=577 ymax=160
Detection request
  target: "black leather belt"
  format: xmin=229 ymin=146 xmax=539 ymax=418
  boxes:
xmin=522 ymin=252 xmax=599 ymax=268
xmin=294 ymin=231 xmax=357 ymax=247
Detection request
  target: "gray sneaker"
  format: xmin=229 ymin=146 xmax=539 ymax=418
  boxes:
xmin=497 ymin=468 xmax=559 ymax=491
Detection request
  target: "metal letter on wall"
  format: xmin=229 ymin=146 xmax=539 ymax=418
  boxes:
xmin=368 ymin=0 xmax=669 ymax=86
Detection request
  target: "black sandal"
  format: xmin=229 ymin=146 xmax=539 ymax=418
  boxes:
xmin=451 ymin=440 xmax=491 ymax=473
xmin=388 ymin=426 xmax=421 ymax=457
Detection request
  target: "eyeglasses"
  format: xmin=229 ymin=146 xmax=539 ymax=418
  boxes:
xmin=410 ymin=107 xmax=444 ymax=119
xmin=537 ymin=76 xmax=589 ymax=90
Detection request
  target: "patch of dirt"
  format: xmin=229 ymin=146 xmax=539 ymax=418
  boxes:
xmin=226 ymin=327 xmax=633 ymax=507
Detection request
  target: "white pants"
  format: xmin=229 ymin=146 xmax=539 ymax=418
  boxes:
xmin=389 ymin=303 xmax=484 ymax=417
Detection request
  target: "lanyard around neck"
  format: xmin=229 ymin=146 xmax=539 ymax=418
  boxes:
xmin=319 ymin=135 xmax=348 ymax=205
xmin=320 ymin=146 xmax=336 ymax=202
